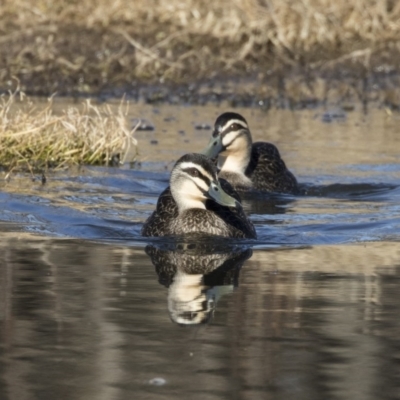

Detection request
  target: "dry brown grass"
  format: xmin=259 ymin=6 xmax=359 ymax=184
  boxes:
xmin=1 ymin=0 xmax=400 ymax=94
xmin=0 ymin=90 xmax=138 ymax=171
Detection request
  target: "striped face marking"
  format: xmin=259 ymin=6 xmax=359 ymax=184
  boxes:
xmin=219 ymin=119 xmax=248 ymax=133
xmin=213 ymin=118 xmax=248 ymax=138
xmin=178 ymin=161 xmax=216 ymax=194
xmin=214 ymin=119 xmax=249 ymax=149
xmin=171 ymin=154 xmax=237 ymax=211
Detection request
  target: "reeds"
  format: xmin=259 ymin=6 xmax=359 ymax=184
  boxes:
xmin=0 ymin=91 xmax=138 ymax=171
xmin=1 ymin=0 xmax=400 ymax=94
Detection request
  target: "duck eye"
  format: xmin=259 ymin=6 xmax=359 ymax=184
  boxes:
xmin=188 ymin=168 xmax=199 ymax=177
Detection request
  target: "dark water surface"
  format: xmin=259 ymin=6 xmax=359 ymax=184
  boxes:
xmin=0 ymin=237 xmax=399 ymax=400
xmin=0 ymin=104 xmax=400 ymax=399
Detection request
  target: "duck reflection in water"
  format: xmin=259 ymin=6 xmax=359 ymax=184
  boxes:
xmin=145 ymin=242 xmax=252 ymax=325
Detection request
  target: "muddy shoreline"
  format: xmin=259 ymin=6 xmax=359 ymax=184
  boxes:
xmin=5 ymin=69 xmax=400 ymax=110
xmin=97 ymin=69 xmax=400 ymax=110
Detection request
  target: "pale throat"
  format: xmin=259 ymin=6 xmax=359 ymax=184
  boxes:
xmin=220 ymin=151 xmax=250 ymax=175
xmin=173 ymin=191 xmax=206 ymax=213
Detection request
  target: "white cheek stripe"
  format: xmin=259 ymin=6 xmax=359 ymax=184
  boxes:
xmin=222 ymin=131 xmax=240 ymax=147
xmin=177 ymin=180 xmax=207 ymax=210
xmin=179 ymin=180 xmax=204 ymax=197
xmin=221 ymin=119 xmax=248 ymax=132
xmin=192 ymin=177 xmax=208 ymax=192
xmin=178 ymin=161 xmax=214 ymax=182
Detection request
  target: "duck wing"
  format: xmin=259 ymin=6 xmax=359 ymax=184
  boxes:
xmin=247 ymin=142 xmax=298 ymax=194
xmin=141 ymin=187 xmax=178 ymax=236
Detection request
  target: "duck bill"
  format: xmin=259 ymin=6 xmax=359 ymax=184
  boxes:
xmin=201 ymin=135 xmax=224 ymax=159
xmin=207 ymin=181 xmax=238 ymax=208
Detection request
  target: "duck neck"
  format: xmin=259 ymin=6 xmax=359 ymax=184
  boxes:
xmin=172 ymin=191 xmax=206 ymax=214
xmin=220 ymin=132 xmax=252 ymax=177
xmin=220 ymin=150 xmax=250 ymax=177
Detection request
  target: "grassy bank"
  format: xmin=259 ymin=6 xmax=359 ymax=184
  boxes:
xmin=0 ymin=91 xmax=137 ymax=171
xmin=1 ymin=0 xmax=400 ymax=100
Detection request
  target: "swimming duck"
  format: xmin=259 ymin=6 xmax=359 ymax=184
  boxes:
xmin=141 ymin=153 xmax=256 ymax=238
xmin=202 ymin=112 xmax=299 ymax=194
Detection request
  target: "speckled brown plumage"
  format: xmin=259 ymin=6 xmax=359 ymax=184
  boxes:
xmin=245 ymin=142 xmax=299 ymax=194
xmin=141 ymin=187 xmax=178 ymax=237
xmin=141 ymin=180 xmax=256 ymax=238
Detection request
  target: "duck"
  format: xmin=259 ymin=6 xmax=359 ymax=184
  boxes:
xmin=202 ymin=112 xmax=299 ymax=194
xmin=141 ymin=153 xmax=256 ymax=238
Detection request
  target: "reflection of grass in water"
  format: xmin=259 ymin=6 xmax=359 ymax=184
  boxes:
xmin=1 ymin=0 xmax=400 ymax=96
xmin=0 ymin=91 xmax=138 ymax=171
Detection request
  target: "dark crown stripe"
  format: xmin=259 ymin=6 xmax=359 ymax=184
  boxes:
xmin=182 ymin=168 xmax=211 ymax=186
